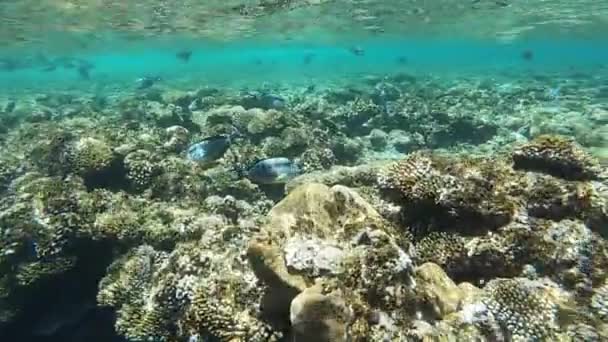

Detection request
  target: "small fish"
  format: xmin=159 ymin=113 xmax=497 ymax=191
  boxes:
xmin=5 ymin=101 xmax=16 ymax=113
xmin=41 ymin=64 xmax=57 ymax=72
xmin=77 ymin=65 xmax=91 ymax=80
xmin=0 ymin=57 xmax=19 ymax=71
xmin=548 ymin=86 xmax=561 ymax=100
xmin=303 ymin=52 xmax=315 ymax=65
xmin=396 ymin=56 xmax=408 ymax=65
xmin=176 ymin=50 xmax=193 ymax=62
xmin=243 ymin=91 xmax=286 ymax=110
xmin=521 ymin=49 xmax=534 ymax=61
xmin=76 ymin=59 xmax=94 ymax=80
xmin=263 ymin=94 xmax=286 ymax=109
xmin=136 ymin=76 xmax=162 ymax=89
xmin=349 ymin=46 xmax=365 ymax=56
xmin=186 ymin=129 xmax=240 ymax=163
xmin=246 ymin=157 xmax=300 ymax=184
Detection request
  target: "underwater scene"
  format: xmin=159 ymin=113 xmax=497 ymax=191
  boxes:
xmin=1 ymin=1 xmax=608 ymax=341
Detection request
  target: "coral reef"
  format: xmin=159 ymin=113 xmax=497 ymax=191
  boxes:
xmin=513 ymin=135 xmax=603 ymax=180
xmin=0 ymin=72 xmax=607 ymax=341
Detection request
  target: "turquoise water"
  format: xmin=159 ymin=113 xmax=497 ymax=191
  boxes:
xmin=2 ymin=38 xmax=608 ymax=93
xmin=2 ymin=2 xmax=608 ymax=342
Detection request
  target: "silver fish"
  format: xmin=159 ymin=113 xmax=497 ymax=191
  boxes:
xmin=186 ymin=135 xmax=231 ymax=163
xmin=246 ymin=157 xmax=299 ymax=184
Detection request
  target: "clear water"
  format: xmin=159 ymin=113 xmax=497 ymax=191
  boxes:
xmin=1 ymin=1 xmax=608 ymax=341
xmin=1 ymin=1 xmax=608 ymax=93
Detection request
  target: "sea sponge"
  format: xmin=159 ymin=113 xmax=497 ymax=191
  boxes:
xmin=512 ymin=135 xmax=602 ymax=180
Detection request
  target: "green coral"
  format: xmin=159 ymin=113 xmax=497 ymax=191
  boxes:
xmin=513 ymin=135 xmax=602 ymax=180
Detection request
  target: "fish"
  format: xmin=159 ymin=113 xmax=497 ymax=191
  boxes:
xmin=242 ymin=91 xmax=286 ymax=110
xmin=521 ymin=49 xmax=534 ymax=61
xmin=246 ymin=157 xmax=300 ymax=184
xmin=4 ymin=101 xmax=16 ymax=113
xmin=136 ymin=76 xmax=162 ymax=89
xmin=77 ymin=65 xmax=91 ymax=80
xmin=349 ymin=46 xmax=365 ymax=56
xmin=263 ymin=94 xmax=286 ymax=109
xmin=186 ymin=128 xmax=240 ymax=163
xmin=303 ymin=52 xmax=315 ymax=65
xmin=396 ymin=56 xmax=408 ymax=65
xmin=176 ymin=50 xmax=193 ymax=62
xmin=76 ymin=59 xmax=95 ymax=80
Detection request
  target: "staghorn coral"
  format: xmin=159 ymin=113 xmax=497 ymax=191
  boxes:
xmin=513 ymin=135 xmax=602 ymax=180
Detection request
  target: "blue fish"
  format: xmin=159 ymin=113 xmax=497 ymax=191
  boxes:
xmin=187 ymin=128 xmax=240 ymax=163
xmin=136 ymin=76 xmax=162 ymax=89
xmin=186 ymin=135 xmax=232 ymax=163
xmin=242 ymin=91 xmax=286 ymax=110
xmin=246 ymin=157 xmax=300 ymax=184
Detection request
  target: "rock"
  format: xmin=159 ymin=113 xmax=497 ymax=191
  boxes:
xmin=163 ymin=125 xmax=189 ymax=152
xmin=415 ymin=262 xmax=464 ymax=318
xmin=368 ymin=129 xmax=388 ymax=151
xmin=290 ymin=284 xmax=351 ymax=342
xmin=389 ymin=129 xmax=423 ymax=153
xmin=247 ymin=183 xmax=409 ymax=331
xmin=284 ymin=237 xmax=345 ymax=277
xmin=286 ymin=162 xmax=385 ymax=193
